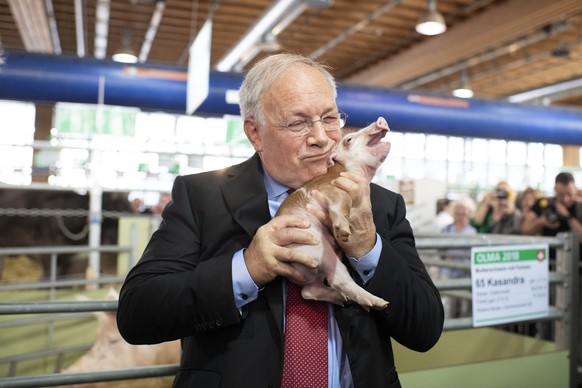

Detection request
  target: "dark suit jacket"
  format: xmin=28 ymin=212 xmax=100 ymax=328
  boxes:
xmin=117 ymin=153 xmax=444 ymax=388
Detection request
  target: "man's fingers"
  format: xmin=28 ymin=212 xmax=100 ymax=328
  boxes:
xmin=273 ymin=214 xmax=310 ymax=230
xmin=258 ymin=247 xmax=316 ymax=284
xmin=331 ymin=172 xmax=370 ymax=208
xmin=331 ymin=176 xmax=359 ymax=193
xmin=268 ymin=215 xmax=318 ymax=245
xmin=247 ymin=214 xmax=322 ymax=285
xmin=275 ymin=246 xmax=316 ymax=268
xmin=276 ymin=253 xmax=317 ymax=284
xmin=275 ymin=228 xmax=320 ymax=247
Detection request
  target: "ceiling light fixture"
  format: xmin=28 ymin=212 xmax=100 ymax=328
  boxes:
xmin=415 ymin=0 xmax=446 ymax=36
xmin=112 ymin=29 xmax=138 ymax=63
xmin=112 ymin=52 xmax=138 ymax=63
xmin=452 ymin=87 xmax=474 ymax=99
xmin=452 ymin=67 xmax=473 ymax=98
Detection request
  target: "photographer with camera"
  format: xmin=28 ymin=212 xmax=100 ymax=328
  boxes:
xmin=521 ymin=172 xmax=582 ymax=243
xmin=471 ymin=181 xmax=522 ymax=234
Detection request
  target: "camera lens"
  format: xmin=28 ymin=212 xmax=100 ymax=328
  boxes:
xmin=495 ymin=190 xmax=508 ymax=200
xmin=545 ymin=211 xmax=559 ymax=223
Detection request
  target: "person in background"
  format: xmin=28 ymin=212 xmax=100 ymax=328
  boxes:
xmin=434 ymin=197 xmax=454 ymax=232
xmin=521 ymin=172 xmax=582 ymax=243
xmin=116 ymin=53 xmax=443 ymax=388
xmin=521 ymin=172 xmax=582 ymax=340
xmin=515 ymin=187 xmax=539 ymax=216
xmin=130 ymin=197 xmax=144 ymax=213
xmin=440 ymin=197 xmax=477 ymax=318
xmin=141 ymin=193 xmax=172 ymax=232
xmin=141 ymin=193 xmax=171 ymax=215
xmin=515 ymin=187 xmax=540 ymax=229
xmin=471 ymin=181 xmax=521 ymax=234
xmin=442 ymin=198 xmax=476 ymax=235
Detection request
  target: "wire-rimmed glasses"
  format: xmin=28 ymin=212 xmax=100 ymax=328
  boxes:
xmin=277 ymin=111 xmax=348 ymax=137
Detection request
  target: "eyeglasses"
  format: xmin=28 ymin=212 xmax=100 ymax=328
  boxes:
xmin=277 ymin=111 xmax=348 ymax=137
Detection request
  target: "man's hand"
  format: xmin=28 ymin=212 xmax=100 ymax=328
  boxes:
xmin=244 ymin=215 xmax=319 ymax=286
xmin=482 ymin=192 xmax=498 ymax=208
xmin=311 ymin=171 xmax=376 ymax=259
xmin=555 ymin=202 xmax=572 ymax=220
xmin=541 ymin=214 xmax=560 ymax=229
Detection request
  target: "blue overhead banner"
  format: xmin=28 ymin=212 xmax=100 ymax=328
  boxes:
xmin=0 ymin=50 xmax=241 ymax=116
xmin=1 ymin=50 xmax=582 ymax=145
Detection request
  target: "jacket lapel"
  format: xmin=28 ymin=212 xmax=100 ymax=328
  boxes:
xmin=222 ymin=153 xmax=271 ymax=237
xmin=221 ymin=153 xmax=285 ymax=336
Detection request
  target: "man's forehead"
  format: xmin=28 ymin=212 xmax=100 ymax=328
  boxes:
xmin=556 ymin=182 xmax=576 ymax=192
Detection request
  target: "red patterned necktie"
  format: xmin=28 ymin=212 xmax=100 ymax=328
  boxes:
xmin=281 ymin=282 xmax=328 ymax=387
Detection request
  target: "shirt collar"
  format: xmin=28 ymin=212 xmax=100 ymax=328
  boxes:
xmin=262 ymin=165 xmax=290 ymax=200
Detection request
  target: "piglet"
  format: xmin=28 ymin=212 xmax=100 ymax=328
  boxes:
xmin=276 ymin=117 xmax=391 ymax=311
xmin=61 ymin=288 xmax=180 ymax=387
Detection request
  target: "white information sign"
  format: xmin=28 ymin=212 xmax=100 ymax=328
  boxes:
xmin=471 ymin=244 xmax=549 ymax=327
xmin=186 ymin=18 xmax=212 ymax=115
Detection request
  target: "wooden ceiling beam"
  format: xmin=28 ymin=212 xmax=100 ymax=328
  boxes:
xmin=346 ymin=0 xmax=582 ymax=87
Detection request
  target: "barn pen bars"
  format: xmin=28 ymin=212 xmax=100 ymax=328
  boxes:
xmin=0 ymin=233 xmax=579 ymax=387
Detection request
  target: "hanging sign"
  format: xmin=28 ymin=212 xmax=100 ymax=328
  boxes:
xmin=187 ymin=18 xmax=212 ymax=115
xmin=471 ymin=244 xmax=549 ymax=327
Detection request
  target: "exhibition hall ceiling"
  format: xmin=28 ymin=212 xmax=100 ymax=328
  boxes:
xmin=1 ymin=0 xmax=582 ymax=108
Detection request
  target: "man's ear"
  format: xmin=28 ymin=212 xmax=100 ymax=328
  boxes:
xmin=244 ymin=118 xmax=262 ymax=152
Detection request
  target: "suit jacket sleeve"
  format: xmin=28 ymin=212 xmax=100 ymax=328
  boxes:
xmin=367 ymin=184 xmax=444 ymax=352
xmin=117 ymin=174 xmax=249 ymax=344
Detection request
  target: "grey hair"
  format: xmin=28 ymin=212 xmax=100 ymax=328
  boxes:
xmin=238 ymin=53 xmax=337 ymax=125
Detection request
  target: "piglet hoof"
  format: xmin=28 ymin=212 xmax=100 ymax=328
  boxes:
xmin=374 ymin=301 xmax=389 ymax=311
xmin=361 ymin=298 xmax=389 ymax=312
xmin=333 ymin=226 xmax=351 ymax=243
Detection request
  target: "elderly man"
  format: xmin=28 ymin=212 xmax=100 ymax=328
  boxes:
xmin=117 ymin=53 xmax=443 ymax=388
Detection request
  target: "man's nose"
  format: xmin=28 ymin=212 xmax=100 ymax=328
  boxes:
xmin=306 ymin=120 xmax=329 ymax=142
xmin=307 ymin=120 xmax=330 ymax=144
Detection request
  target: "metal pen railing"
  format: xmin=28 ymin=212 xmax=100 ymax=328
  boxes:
xmin=417 ymin=232 xmax=580 ymax=388
xmin=0 ymin=244 xmax=135 ymax=384
xmin=0 ymin=233 xmax=579 ymax=387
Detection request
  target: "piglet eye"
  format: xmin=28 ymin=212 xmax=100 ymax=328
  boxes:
xmin=344 ymin=136 xmax=353 ymax=145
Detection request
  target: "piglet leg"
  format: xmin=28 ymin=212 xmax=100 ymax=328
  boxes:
xmin=306 ymin=243 xmax=389 ymax=311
